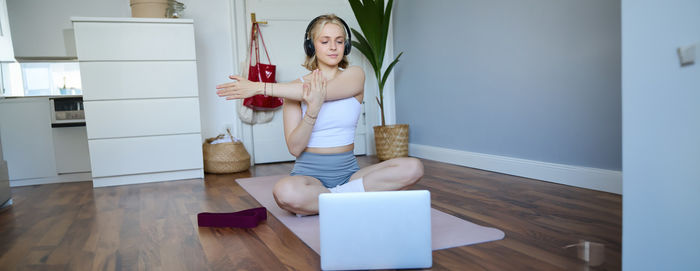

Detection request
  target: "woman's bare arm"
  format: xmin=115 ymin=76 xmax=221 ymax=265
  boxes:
xmin=216 ymin=66 xmax=364 ymax=101
xmin=282 ymin=99 xmax=311 ymax=157
xmin=282 ymin=70 xmax=327 ymax=157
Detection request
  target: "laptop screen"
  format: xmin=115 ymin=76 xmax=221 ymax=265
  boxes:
xmin=319 ymin=190 xmax=432 ymax=270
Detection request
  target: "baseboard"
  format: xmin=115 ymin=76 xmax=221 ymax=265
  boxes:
xmin=409 ymin=144 xmax=622 ymax=194
xmin=10 ymin=172 xmax=93 ymax=187
xmin=92 ymin=169 xmax=204 ymax=188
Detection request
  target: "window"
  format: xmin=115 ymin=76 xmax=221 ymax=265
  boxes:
xmin=1 ymin=61 xmax=82 ymax=97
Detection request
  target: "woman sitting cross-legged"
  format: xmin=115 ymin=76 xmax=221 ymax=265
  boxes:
xmin=216 ymin=14 xmax=424 ymax=215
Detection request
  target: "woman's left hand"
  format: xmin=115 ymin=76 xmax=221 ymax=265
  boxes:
xmin=303 ymin=70 xmax=327 ymax=115
xmin=216 ymin=75 xmax=260 ymax=100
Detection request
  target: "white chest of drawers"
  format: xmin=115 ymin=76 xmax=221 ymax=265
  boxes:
xmin=72 ymin=17 xmax=203 ymax=187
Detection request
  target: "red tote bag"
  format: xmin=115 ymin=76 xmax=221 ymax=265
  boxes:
xmin=243 ymin=23 xmax=283 ymax=111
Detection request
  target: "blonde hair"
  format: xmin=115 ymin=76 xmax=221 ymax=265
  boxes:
xmin=302 ymin=14 xmax=349 ymax=71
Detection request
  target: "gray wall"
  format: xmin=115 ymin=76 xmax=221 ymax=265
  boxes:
xmin=622 ymin=0 xmax=700 ymax=269
xmin=393 ymin=0 xmax=621 ymax=170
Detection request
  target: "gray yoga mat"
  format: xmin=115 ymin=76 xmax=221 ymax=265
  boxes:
xmin=236 ymin=175 xmax=505 ymax=254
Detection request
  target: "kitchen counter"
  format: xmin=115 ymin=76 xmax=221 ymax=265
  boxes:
xmin=1 ymin=95 xmax=82 ymax=99
xmin=0 ymin=96 xmax=85 ymax=126
xmin=0 ymin=96 xmax=91 ymax=185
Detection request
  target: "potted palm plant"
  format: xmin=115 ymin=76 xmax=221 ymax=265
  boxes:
xmin=349 ymin=0 xmax=408 ymax=161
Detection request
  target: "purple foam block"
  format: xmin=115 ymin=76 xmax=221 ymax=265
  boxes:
xmin=197 ymin=207 xmax=267 ymax=228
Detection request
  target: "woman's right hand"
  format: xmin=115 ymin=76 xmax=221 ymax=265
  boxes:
xmin=216 ymin=75 xmax=260 ymax=100
xmin=302 ymin=69 xmax=327 ymax=116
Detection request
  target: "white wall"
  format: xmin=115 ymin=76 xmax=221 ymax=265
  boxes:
xmin=622 ymin=0 xmax=700 ymax=270
xmin=6 ymin=0 xmax=130 ymax=58
xmin=6 ymin=0 xmax=240 ymax=139
xmin=180 ymin=0 xmax=239 ymax=139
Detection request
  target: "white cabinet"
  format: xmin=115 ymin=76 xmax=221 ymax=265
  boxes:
xmin=79 ymin=61 xmax=198 ymax=100
xmin=0 ymin=160 xmax=9 ymax=205
xmin=52 ymin=126 xmax=91 ymax=174
xmin=84 ymin=98 xmax=201 ymax=139
xmin=0 ymin=120 xmax=3 ymax=155
xmin=0 ymin=98 xmax=58 ymax=180
xmin=73 ymin=20 xmax=196 ymax=61
xmin=0 ymin=99 xmax=8 ymax=205
xmin=72 ymin=17 xmax=203 ymax=187
xmin=88 ymin=134 xmax=203 ymax=177
xmin=0 ymin=0 xmax=10 ymax=201
xmin=0 ymin=0 xmax=15 ymax=62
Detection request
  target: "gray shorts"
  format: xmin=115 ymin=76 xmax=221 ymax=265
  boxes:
xmin=290 ymin=151 xmax=360 ymax=188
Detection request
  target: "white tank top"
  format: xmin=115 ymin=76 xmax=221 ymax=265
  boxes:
xmin=300 ymin=76 xmax=361 ymax=148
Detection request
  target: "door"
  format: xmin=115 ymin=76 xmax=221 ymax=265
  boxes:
xmin=240 ymin=0 xmax=371 ymax=164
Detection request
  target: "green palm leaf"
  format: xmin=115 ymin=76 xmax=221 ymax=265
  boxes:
xmin=350 ymin=29 xmax=379 ymax=75
xmin=379 ymin=0 xmax=393 ymax=62
xmin=380 ymin=51 xmax=402 ymax=91
xmin=349 ymin=0 xmax=382 ymax=65
xmin=348 ymin=0 xmax=401 ymax=126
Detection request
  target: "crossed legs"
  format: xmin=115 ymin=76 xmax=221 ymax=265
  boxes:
xmin=272 ymin=175 xmax=330 ymax=215
xmin=272 ymin=157 xmax=424 ymax=215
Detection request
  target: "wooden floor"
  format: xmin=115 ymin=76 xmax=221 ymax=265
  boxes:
xmin=0 ymin=156 xmax=621 ymax=270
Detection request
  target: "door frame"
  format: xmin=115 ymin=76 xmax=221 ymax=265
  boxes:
xmin=229 ymin=0 xmax=397 ymax=164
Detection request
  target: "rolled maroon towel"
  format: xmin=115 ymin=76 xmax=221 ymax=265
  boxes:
xmin=197 ymin=207 xmax=267 ymax=228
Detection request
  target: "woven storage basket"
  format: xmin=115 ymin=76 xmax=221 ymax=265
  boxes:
xmin=373 ymin=124 xmax=409 ymax=161
xmin=202 ymin=131 xmax=250 ymax=174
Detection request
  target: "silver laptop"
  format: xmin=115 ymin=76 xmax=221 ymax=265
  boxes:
xmin=319 ymin=190 xmax=432 ymax=270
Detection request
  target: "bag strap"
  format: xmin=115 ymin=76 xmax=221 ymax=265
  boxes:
xmin=253 ymin=24 xmax=264 ymax=82
xmin=253 ymin=23 xmax=261 ymax=66
xmin=255 ymin=23 xmax=272 ymax=64
xmin=248 ymin=22 xmax=264 ymax=82
xmin=248 ymin=23 xmax=257 ymax=68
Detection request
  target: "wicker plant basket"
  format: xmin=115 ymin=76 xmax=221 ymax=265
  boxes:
xmin=202 ymin=131 xmax=250 ymax=174
xmin=374 ymin=124 xmax=409 ymax=161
